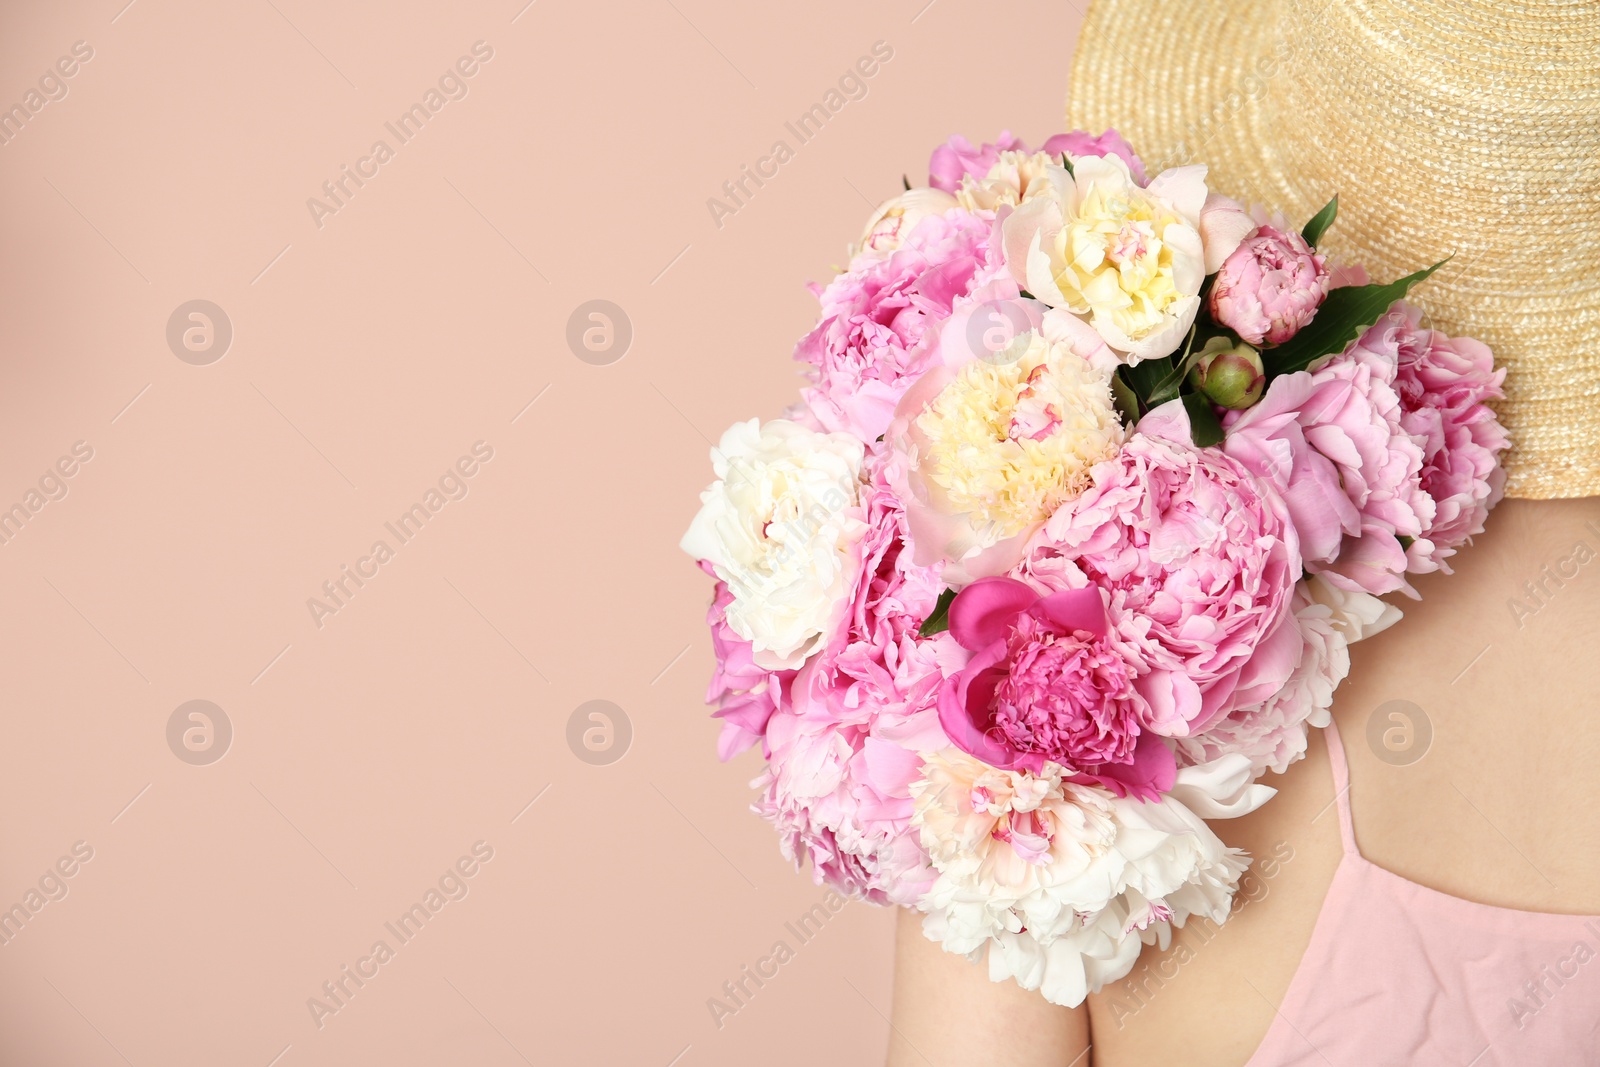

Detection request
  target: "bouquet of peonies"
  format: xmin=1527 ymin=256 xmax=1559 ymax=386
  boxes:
xmin=680 ymin=130 xmax=1507 ymax=1006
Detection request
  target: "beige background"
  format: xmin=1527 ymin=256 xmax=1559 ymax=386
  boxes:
xmin=0 ymin=1 xmax=1084 ymax=1063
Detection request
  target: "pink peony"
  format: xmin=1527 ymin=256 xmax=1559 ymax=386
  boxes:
xmin=703 ymin=564 xmax=796 ymax=761
xmin=1051 ymin=129 xmax=1147 ymax=185
xmin=1223 ymin=335 xmax=1432 ymax=596
xmin=1342 ymin=304 xmax=1508 ymax=573
xmin=937 ymin=576 xmax=1175 ymax=799
xmin=928 ymin=129 xmax=1146 ymax=192
xmin=753 ymin=451 xmax=951 ymax=905
xmin=1023 ymin=401 xmax=1302 ymax=738
xmin=795 ymin=209 xmax=1000 ymax=441
xmin=1207 ymin=225 xmax=1331 ymax=345
xmin=1176 ymin=576 xmax=1402 ymax=776
xmin=1172 ymin=583 xmax=1344 ymax=776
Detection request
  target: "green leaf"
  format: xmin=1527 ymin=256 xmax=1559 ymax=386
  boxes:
xmin=1111 ymin=370 xmax=1142 ymax=426
xmin=1397 ymin=534 xmax=1415 ymax=550
xmin=1059 ymin=153 xmax=1074 ymax=176
xmin=1182 ymin=392 xmax=1225 ymax=447
xmin=1018 ymin=289 xmax=1035 ymax=301
xmin=1264 ymin=257 xmax=1451 ymax=378
xmin=1301 ymin=196 xmax=1338 ymax=247
xmin=919 ymin=588 xmax=958 ymax=637
xmin=1144 ymin=324 xmax=1210 ymax=406
xmin=1125 ymin=355 xmax=1175 ymax=405
xmin=902 ymin=174 xmax=912 ymax=191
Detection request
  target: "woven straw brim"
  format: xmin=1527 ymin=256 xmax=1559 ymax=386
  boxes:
xmin=1068 ymin=0 xmax=1600 ymax=499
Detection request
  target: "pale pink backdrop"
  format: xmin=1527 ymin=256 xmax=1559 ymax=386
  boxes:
xmin=0 ymin=1 xmax=1083 ymax=1063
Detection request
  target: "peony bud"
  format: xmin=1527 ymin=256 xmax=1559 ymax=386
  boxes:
xmin=856 ymin=187 xmax=958 ymax=257
xmin=1189 ymin=336 xmax=1265 ymax=409
xmin=1206 ymin=224 xmax=1331 ymax=345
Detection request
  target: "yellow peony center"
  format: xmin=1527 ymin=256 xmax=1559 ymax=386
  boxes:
xmin=916 ymin=334 xmax=1123 ymax=539
xmin=1054 ymin=187 xmax=1183 ymax=342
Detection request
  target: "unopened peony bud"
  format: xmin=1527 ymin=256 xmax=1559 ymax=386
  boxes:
xmin=1190 ymin=337 xmax=1265 ymax=409
xmin=1207 ymin=224 xmax=1331 ymax=345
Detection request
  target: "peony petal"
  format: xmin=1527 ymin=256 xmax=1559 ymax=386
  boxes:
xmin=861 ymin=737 xmax=923 ymax=796
xmin=1199 ymin=193 xmax=1255 ymax=274
xmin=1033 ymin=586 xmax=1109 ymax=638
xmin=1135 ymin=398 xmax=1192 ymax=447
xmin=948 ymin=576 xmax=1038 ymax=650
xmin=1168 ymin=753 xmax=1276 ymax=818
xmin=1079 ymin=732 xmax=1178 ymax=800
xmin=936 ymin=658 xmax=1018 ymax=768
xmin=1145 ymin=164 xmax=1208 ymax=227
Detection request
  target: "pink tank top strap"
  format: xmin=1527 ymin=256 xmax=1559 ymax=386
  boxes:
xmin=1322 ymin=719 xmax=1360 ymax=856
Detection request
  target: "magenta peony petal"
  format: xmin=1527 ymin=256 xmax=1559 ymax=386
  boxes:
xmin=948 ymin=576 xmax=1039 ymax=650
xmin=1078 ymin=733 xmax=1177 ymax=801
xmin=937 ymin=655 xmax=1019 ymax=769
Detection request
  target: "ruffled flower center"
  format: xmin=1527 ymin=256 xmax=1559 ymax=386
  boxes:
xmin=955 ymin=150 xmax=1057 ymax=212
xmin=988 ymin=613 xmax=1142 ymax=771
xmin=915 ymin=333 xmax=1122 ymax=539
xmin=1056 ymin=188 xmax=1182 ymax=342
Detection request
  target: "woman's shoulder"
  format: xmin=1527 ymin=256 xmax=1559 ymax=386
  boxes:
xmin=1086 ymin=496 xmax=1600 ymax=1066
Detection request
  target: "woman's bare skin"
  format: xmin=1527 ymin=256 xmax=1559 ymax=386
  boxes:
xmin=890 ymin=497 xmax=1600 ymax=1066
xmin=890 ymin=904 xmax=1091 ymax=1067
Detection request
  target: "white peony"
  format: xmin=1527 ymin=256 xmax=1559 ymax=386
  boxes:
xmin=908 ymin=748 xmax=1271 ymax=1006
xmin=681 ymin=419 xmax=868 ymax=671
xmin=999 ymin=154 xmax=1217 ymax=364
xmin=1303 ymin=572 xmax=1403 ymax=643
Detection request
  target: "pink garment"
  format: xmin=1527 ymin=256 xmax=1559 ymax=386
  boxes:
xmin=1246 ymin=721 xmax=1600 ymax=1066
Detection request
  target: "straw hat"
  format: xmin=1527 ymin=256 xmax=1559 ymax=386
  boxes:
xmin=1067 ymin=0 xmax=1600 ymax=499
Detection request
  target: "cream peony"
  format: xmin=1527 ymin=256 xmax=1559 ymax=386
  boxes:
xmin=1000 ymin=155 xmax=1225 ymax=364
xmin=909 ymin=747 xmax=1271 ymax=1006
xmin=955 ymin=150 xmax=1059 ymax=212
xmin=856 ymin=187 xmax=959 ymax=257
xmin=680 ymin=419 xmax=867 ymax=671
xmin=888 ymin=307 xmax=1125 ymax=582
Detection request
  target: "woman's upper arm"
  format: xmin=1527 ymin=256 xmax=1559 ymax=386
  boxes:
xmin=889 ymin=906 xmax=1091 ymax=1067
